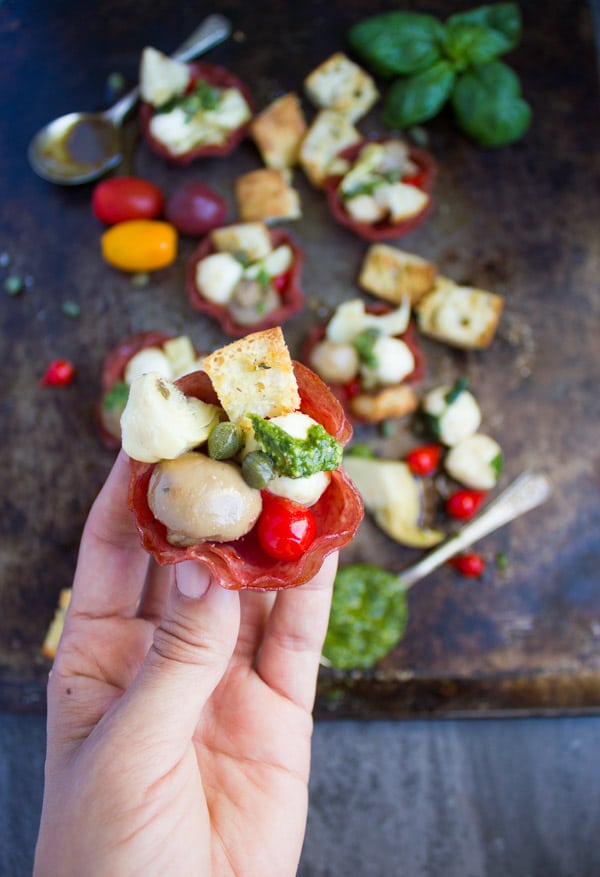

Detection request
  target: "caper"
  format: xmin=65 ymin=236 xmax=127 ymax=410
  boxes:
xmin=208 ymin=422 xmax=244 ymax=460
xmin=241 ymin=451 xmax=275 ymax=489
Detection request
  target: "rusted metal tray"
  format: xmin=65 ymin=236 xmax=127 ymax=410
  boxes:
xmin=1 ymin=0 xmax=598 ymax=715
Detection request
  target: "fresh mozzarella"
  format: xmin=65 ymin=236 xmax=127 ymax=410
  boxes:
xmin=195 ymin=252 xmax=244 ymax=304
xmin=121 ymin=373 xmax=221 ymax=463
xmin=203 ymin=88 xmax=251 ymax=130
xmin=124 ymin=347 xmax=172 ymax=384
xmin=326 ymin=298 xmax=410 ymax=344
xmin=422 ymin=384 xmax=481 ymax=446
xmin=361 ymin=336 xmax=415 ymax=386
xmin=244 ymin=244 xmax=293 ymax=281
xmin=344 ymin=193 xmax=386 ymax=223
xmin=309 ymin=340 xmax=360 ymax=384
xmin=162 ymin=336 xmax=198 ymax=378
xmin=374 ymin=181 xmax=429 ymax=222
xmin=149 ymin=109 xmax=225 ymax=154
xmin=267 ymin=470 xmax=331 ymax=507
xmin=140 ymin=47 xmax=190 ymax=107
xmin=444 ymin=433 xmax=503 ymax=490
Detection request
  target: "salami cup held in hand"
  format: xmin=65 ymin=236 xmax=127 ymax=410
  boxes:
xmin=122 ymin=327 xmax=363 ymax=590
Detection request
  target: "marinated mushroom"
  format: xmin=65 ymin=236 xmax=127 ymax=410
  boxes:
xmin=147 ymin=451 xmax=262 ymax=546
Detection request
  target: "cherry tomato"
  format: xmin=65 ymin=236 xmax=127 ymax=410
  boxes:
xmin=92 ymin=177 xmax=164 ymax=225
xmin=257 ymin=492 xmax=316 ymax=561
xmin=165 ymin=181 xmax=228 ymax=236
xmin=446 ymin=489 xmax=486 ymax=520
xmin=272 ymin=270 xmax=291 ymax=293
xmin=39 ymin=358 xmax=75 ymax=386
xmin=448 ymin=553 xmax=486 ymax=577
xmin=406 ymin=444 xmax=443 ymax=476
xmin=101 ymin=220 xmax=177 ymax=272
xmin=402 ymin=170 xmax=428 ymax=189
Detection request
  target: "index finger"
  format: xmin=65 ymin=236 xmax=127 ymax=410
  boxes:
xmin=69 ymin=450 xmax=150 ymax=619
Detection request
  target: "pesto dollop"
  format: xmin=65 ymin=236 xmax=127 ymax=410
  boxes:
xmin=323 ymin=563 xmax=408 ymax=670
xmin=248 ymin=414 xmax=343 ymax=479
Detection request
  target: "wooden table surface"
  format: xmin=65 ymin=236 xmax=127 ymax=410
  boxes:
xmin=1 ymin=0 xmax=599 ymax=719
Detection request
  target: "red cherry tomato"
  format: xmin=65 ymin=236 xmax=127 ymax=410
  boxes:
xmin=406 ymin=444 xmax=443 ymax=476
xmin=39 ymin=359 xmax=75 ymax=386
xmin=92 ymin=177 xmax=164 ymax=225
xmin=257 ymin=492 xmax=316 ymax=561
xmin=448 ymin=553 xmax=486 ymax=577
xmin=165 ymin=181 xmax=228 ymax=236
xmin=271 ymin=270 xmax=291 ymax=293
xmin=446 ymin=489 xmax=486 ymax=520
xmin=402 ymin=170 xmax=428 ymax=189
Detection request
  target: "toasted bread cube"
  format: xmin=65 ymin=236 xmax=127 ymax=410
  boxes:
xmin=299 ymin=110 xmax=361 ymax=189
xmin=202 ymin=327 xmax=300 ymax=423
xmin=350 ymin=384 xmax=418 ymax=423
xmin=250 ymin=92 xmax=307 ymax=169
xmin=359 ymin=244 xmax=437 ymax=306
xmin=416 ymin=276 xmax=504 ymax=350
xmin=304 ymin=52 xmax=379 ymax=122
xmin=210 ymin=222 xmax=273 ymax=261
xmin=41 ymin=588 xmax=72 ymax=659
xmin=235 ymin=168 xmax=302 ymax=223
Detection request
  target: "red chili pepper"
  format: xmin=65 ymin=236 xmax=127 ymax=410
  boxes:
xmin=446 ymin=489 xmax=486 ymax=520
xmin=271 ymin=269 xmax=291 ymax=293
xmin=406 ymin=444 xmax=443 ymax=476
xmin=39 ymin=359 xmax=75 ymax=387
xmin=448 ymin=553 xmax=486 ymax=577
xmin=402 ymin=170 xmax=428 ymax=189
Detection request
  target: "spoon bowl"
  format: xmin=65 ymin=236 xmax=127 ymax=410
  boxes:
xmin=28 ymin=14 xmax=232 ymax=185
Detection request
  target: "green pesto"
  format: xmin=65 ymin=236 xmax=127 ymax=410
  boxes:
xmin=248 ymin=414 xmax=342 ymax=479
xmin=323 ymin=563 xmax=408 ymax=670
xmin=102 ymin=381 xmax=129 ymax=413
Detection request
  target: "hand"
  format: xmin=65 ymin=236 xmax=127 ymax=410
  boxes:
xmin=34 ymin=450 xmax=337 ymax=877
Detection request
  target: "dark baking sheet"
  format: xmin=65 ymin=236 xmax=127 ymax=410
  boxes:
xmin=1 ymin=0 xmax=599 ymax=716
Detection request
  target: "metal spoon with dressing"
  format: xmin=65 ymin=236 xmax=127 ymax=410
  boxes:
xmin=27 ymin=14 xmax=232 ymax=185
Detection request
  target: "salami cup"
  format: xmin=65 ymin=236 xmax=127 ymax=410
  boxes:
xmin=127 ymin=357 xmax=364 ymax=591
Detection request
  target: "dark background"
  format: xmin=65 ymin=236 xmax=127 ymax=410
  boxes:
xmin=1 ymin=0 xmax=600 ymax=874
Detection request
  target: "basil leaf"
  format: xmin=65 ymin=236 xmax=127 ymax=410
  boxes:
xmin=447 ymin=3 xmax=522 ymax=54
xmin=444 ymin=21 xmax=514 ymax=68
xmin=383 ymin=60 xmax=456 ymax=129
xmin=323 ymin=563 xmax=408 ymax=670
xmin=451 ymin=61 xmax=532 ymax=147
xmin=444 ymin=376 xmax=469 ymax=405
xmin=348 ymin=12 xmax=445 ymax=78
xmin=352 ymin=327 xmax=380 ymax=367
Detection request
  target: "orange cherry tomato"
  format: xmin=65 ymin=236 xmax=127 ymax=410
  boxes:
xmin=101 ymin=220 xmax=177 ymax=272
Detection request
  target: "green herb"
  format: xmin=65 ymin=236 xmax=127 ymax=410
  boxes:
xmin=444 ymin=376 xmax=470 ymax=405
xmin=256 ymin=266 xmax=271 ymax=290
xmin=348 ymin=3 xmax=531 ymax=147
xmin=323 ymin=563 xmax=408 ymax=670
xmin=102 ymin=381 xmax=129 ymax=413
xmin=342 ymin=170 xmax=401 ymax=199
xmin=353 ymin=327 xmax=380 ymax=368
xmin=158 ymin=78 xmax=221 ymax=121
xmin=233 ymin=250 xmax=252 ymax=268
xmin=131 ymin=272 xmax=150 ymax=288
xmin=344 ymin=443 xmax=377 ymax=459
xmin=4 ymin=274 xmax=24 ymax=295
xmin=248 ymin=414 xmax=343 ymax=479
xmin=491 ymin=451 xmax=504 ymax=480
xmin=495 ymin=550 xmax=509 ymax=570
xmin=61 ymin=300 xmax=81 ymax=318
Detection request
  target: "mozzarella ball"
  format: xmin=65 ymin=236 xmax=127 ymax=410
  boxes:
xmin=361 ymin=336 xmax=415 ymax=387
xmin=422 ymin=384 xmax=481 ymax=446
xmin=195 ymin=252 xmax=243 ymax=304
xmin=124 ymin=347 xmax=172 ymax=384
xmin=309 ymin=340 xmax=360 ymax=384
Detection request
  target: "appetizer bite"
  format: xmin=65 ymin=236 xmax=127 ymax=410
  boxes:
xmin=323 ymin=138 xmax=436 ymax=241
xmin=97 ymin=332 xmax=202 ymax=448
xmin=187 ymin=221 xmax=304 ymax=336
xmin=304 ymin=298 xmax=424 ymax=423
xmin=139 ymin=48 xmax=253 ymax=163
xmin=121 ymin=328 xmax=363 ymax=590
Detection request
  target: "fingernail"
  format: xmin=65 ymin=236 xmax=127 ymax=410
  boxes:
xmin=175 ymin=562 xmax=212 ymax=599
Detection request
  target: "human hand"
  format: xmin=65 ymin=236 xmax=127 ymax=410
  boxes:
xmin=34 ymin=450 xmax=337 ymax=877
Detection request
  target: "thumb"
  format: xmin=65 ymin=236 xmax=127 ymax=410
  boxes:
xmin=120 ymin=561 xmax=241 ymax=741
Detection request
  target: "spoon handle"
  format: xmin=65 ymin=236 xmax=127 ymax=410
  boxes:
xmin=104 ymin=14 xmax=232 ymax=126
xmin=398 ymin=471 xmax=552 ymax=590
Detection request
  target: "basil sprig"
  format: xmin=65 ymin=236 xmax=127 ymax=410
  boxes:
xmin=348 ymin=3 xmax=531 ymax=147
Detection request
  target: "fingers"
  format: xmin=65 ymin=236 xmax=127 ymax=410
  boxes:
xmin=70 ymin=450 xmax=150 ymax=619
xmin=137 ymin=560 xmax=173 ymax=624
xmin=117 ymin=562 xmax=241 ymax=741
xmin=255 ymin=552 xmax=338 ymax=713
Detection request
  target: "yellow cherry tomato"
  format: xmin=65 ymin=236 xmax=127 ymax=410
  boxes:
xmin=101 ymin=219 xmax=177 ymax=272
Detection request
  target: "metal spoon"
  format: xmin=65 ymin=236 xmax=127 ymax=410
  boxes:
xmin=27 ymin=14 xmax=232 ymax=185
